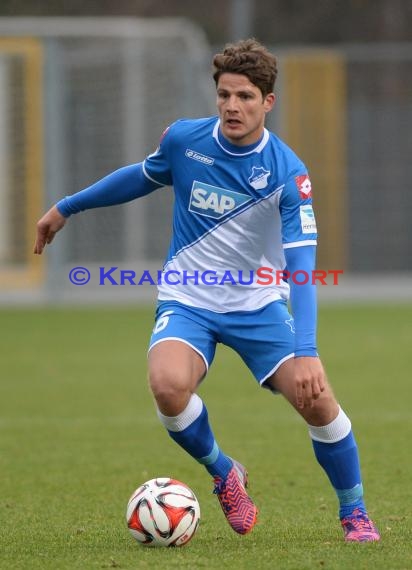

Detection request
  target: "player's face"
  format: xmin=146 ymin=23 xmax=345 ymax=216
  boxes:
xmin=216 ymin=73 xmax=275 ymax=146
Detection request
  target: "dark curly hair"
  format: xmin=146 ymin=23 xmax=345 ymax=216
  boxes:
xmin=212 ymin=38 xmax=278 ymax=97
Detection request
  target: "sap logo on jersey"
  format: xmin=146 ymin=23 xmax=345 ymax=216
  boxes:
xmin=189 ymin=181 xmax=252 ymax=219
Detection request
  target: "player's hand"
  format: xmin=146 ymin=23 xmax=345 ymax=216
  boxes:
xmin=33 ymin=205 xmax=67 ymax=254
xmin=294 ymin=356 xmax=326 ymax=409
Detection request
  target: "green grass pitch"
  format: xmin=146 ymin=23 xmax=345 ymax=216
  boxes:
xmin=0 ymin=304 xmax=411 ymax=569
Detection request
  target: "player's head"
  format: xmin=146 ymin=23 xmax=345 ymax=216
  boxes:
xmin=212 ymin=38 xmax=278 ymax=97
xmin=212 ymin=39 xmax=277 ymax=146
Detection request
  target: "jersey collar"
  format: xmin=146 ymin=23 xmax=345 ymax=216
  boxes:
xmin=212 ymin=119 xmax=269 ymax=156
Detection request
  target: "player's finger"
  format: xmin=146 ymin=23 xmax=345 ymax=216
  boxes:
xmin=34 ymin=226 xmax=47 ymax=253
xmin=33 ymin=234 xmax=45 ymax=254
xmin=311 ymin=378 xmax=323 ymax=400
xmin=46 ymin=230 xmax=56 ymax=244
xmin=35 ymin=221 xmax=54 ymax=251
xmin=296 ymin=383 xmax=304 ymax=409
xmin=303 ymin=382 xmax=314 ymax=408
xmin=35 ymin=237 xmax=47 ymax=253
xmin=319 ymin=375 xmax=326 ymax=392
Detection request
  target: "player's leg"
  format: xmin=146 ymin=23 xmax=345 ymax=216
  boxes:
xmin=148 ymin=339 xmax=204 ymax=416
xmin=225 ymin=300 xmax=379 ymax=541
xmin=148 ymin=303 xmax=257 ymax=535
xmin=149 ymin=347 xmax=233 ymax=481
xmin=266 ymin=360 xmax=380 ymax=542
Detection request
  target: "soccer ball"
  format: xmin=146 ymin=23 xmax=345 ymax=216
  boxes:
xmin=126 ymin=477 xmax=200 ymax=547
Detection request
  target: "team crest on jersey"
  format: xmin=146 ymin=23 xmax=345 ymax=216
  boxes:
xmin=189 ymin=181 xmax=252 ymax=219
xmin=248 ymin=166 xmax=270 ymax=190
xmin=295 ymin=174 xmax=312 ymax=199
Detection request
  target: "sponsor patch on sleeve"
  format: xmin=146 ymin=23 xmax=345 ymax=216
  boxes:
xmin=299 ymin=205 xmax=317 ymax=234
xmin=295 ymin=174 xmax=312 ymax=199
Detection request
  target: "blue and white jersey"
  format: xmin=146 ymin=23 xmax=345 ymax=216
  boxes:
xmin=143 ymin=117 xmax=317 ymax=313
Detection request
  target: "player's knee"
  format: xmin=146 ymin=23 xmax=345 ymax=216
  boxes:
xmin=148 ymin=366 xmax=192 ymax=414
xmin=302 ymin=393 xmax=339 ymax=426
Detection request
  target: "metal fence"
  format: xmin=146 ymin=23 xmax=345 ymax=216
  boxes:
xmin=0 ymin=18 xmax=411 ymax=304
xmin=345 ymin=45 xmax=412 ymax=271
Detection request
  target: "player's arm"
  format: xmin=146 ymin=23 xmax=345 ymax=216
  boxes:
xmin=279 ymin=172 xmax=325 ymax=408
xmin=34 ymin=162 xmax=161 ymax=255
xmin=284 ymin=244 xmax=326 ymax=409
xmin=34 ymin=121 xmax=177 ymax=255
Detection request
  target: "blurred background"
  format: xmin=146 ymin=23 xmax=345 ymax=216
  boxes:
xmin=0 ymin=0 xmax=411 ymax=305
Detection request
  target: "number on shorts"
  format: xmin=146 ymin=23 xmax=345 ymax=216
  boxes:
xmin=153 ymin=310 xmax=174 ymax=334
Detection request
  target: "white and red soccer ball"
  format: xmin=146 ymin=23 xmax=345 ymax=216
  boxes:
xmin=126 ymin=478 xmax=200 ymax=547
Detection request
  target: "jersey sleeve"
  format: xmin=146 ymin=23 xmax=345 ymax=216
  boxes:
xmin=142 ymin=123 xmax=175 ymax=186
xmin=279 ymin=172 xmax=318 ymax=249
xmin=284 ymin=244 xmax=318 ymax=356
xmin=56 ymin=163 xmax=161 ymax=217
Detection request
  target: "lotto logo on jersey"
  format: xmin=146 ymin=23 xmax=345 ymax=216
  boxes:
xmin=295 ymin=175 xmax=312 ymax=199
xmin=185 ymin=148 xmax=214 ymax=165
xmin=189 ymin=181 xmax=252 ymax=219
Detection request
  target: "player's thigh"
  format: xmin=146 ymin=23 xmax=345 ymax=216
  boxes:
xmin=148 ymin=302 xmax=217 ymax=413
xmin=148 ymin=339 xmax=206 ymax=398
xmin=266 ymin=358 xmax=339 ymax=425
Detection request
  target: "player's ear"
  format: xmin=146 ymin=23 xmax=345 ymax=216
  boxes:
xmin=264 ymin=93 xmax=276 ymax=113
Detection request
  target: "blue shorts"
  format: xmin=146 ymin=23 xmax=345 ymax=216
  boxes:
xmin=148 ymin=300 xmax=295 ymax=387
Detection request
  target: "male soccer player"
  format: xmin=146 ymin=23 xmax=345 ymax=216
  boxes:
xmin=34 ymin=39 xmax=380 ymax=541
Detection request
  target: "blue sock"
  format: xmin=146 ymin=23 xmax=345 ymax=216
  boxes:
xmin=309 ymin=408 xmax=366 ymax=519
xmin=157 ymin=394 xmax=233 ymax=480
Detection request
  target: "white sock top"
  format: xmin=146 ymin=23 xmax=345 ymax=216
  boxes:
xmin=157 ymin=393 xmax=203 ymax=432
xmin=308 ymin=406 xmax=352 ymax=443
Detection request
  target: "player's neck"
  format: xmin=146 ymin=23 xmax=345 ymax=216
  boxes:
xmin=215 ymin=122 xmax=267 ymax=155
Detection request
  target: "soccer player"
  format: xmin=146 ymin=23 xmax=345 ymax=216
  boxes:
xmin=34 ymin=39 xmax=380 ymax=542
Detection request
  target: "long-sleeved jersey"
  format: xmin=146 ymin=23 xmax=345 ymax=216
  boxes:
xmin=57 ymin=116 xmax=318 ymax=355
xmin=142 ymin=117 xmax=317 ymax=312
